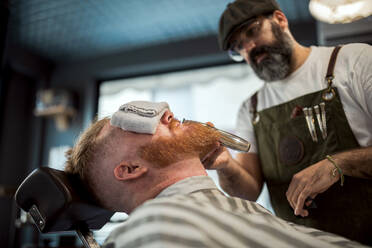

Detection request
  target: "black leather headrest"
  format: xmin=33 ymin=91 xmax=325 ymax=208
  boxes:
xmin=15 ymin=167 xmax=114 ymax=233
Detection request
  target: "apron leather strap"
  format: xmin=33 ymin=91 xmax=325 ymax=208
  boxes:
xmin=250 ymin=93 xmax=258 ymax=114
xmin=249 ymin=92 xmax=259 ymax=125
xmin=326 ymin=46 xmax=342 ymax=86
xmin=322 ymin=46 xmax=342 ymax=101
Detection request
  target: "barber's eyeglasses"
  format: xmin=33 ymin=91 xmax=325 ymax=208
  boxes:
xmin=227 ymin=20 xmax=262 ymax=62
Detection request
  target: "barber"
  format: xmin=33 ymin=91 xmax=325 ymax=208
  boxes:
xmin=203 ymin=0 xmax=372 ymax=244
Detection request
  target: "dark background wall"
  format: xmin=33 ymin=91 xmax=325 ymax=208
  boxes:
xmin=0 ymin=3 xmax=55 ymax=247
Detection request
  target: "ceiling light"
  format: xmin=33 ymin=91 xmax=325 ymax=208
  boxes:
xmin=309 ymin=0 xmax=372 ymax=24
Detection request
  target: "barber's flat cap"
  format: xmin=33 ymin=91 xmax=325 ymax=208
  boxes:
xmin=218 ymin=0 xmax=281 ymax=50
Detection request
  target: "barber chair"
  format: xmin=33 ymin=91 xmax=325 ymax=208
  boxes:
xmin=15 ymin=167 xmax=114 ymax=248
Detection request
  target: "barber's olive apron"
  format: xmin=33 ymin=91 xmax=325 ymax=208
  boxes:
xmin=251 ymin=46 xmax=372 ymax=245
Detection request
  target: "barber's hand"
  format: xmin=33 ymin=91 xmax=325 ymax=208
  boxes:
xmin=286 ymin=159 xmax=340 ymax=217
xmin=201 ymin=122 xmax=232 ymax=170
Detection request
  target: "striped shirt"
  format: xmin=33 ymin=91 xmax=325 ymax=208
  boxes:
xmin=103 ymin=176 xmax=366 ymax=248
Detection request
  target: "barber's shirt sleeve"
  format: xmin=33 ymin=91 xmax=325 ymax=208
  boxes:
xmin=235 ymin=99 xmax=258 ymax=153
xmin=353 ymin=44 xmax=372 ymax=119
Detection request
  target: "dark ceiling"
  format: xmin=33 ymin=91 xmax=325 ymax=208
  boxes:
xmin=7 ymin=0 xmax=312 ymax=63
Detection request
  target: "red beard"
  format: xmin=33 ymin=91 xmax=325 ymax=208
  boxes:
xmin=138 ymin=120 xmax=220 ymax=167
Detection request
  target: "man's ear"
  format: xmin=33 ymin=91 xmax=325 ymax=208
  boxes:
xmin=272 ymin=10 xmax=288 ymax=30
xmin=113 ymin=162 xmax=148 ymax=181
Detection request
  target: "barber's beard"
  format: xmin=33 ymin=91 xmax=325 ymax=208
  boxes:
xmin=138 ymin=120 xmax=220 ymax=167
xmin=249 ymin=22 xmax=293 ymax=82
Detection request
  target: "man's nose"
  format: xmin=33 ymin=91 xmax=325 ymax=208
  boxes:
xmin=241 ymin=41 xmax=256 ymax=62
xmin=242 ymin=40 xmax=256 ymax=54
xmin=160 ymin=110 xmax=174 ymax=124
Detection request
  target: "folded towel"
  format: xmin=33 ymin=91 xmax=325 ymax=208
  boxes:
xmin=110 ymin=101 xmax=170 ymax=134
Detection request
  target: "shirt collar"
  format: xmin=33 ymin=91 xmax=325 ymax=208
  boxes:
xmin=155 ymin=176 xmax=218 ymax=199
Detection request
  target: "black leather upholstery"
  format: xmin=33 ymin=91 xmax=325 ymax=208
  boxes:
xmin=15 ymin=167 xmax=114 ymax=233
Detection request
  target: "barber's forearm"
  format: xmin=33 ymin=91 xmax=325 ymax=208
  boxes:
xmin=217 ymin=158 xmax=262 ymax=201
xmin=332 ymin=146 xmax=372 ymax=179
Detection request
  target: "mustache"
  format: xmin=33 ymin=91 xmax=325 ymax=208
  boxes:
xmin=139 ymin=121 xmax=220 ymax=167
xmin=169 ymin=118 xmax=180 ymax=130
xmin=249 ymin=44 xmax=286 ymax=62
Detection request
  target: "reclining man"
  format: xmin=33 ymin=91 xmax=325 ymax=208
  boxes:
xmin=64 ymin=101 xmax=366 ymax=248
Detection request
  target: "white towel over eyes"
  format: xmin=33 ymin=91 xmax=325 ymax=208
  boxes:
xmin=110 ymin=101 xmax=170 ymax=134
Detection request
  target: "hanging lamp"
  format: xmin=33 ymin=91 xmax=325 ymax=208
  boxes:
xmin=309 ymin=0 xmax=372 ymax=24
